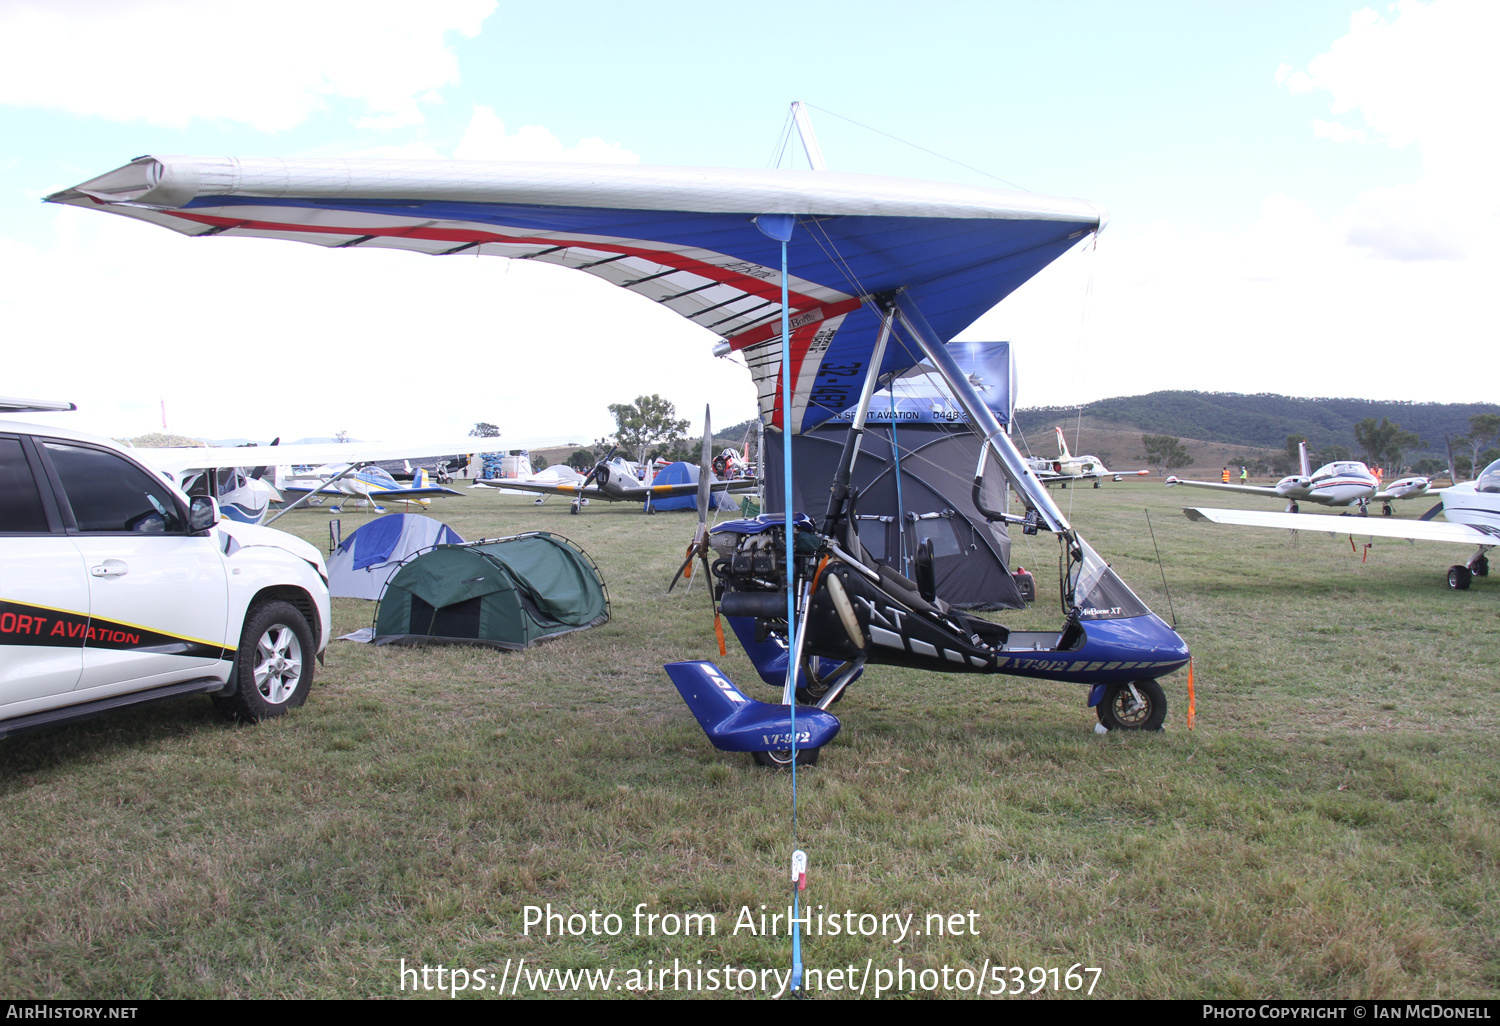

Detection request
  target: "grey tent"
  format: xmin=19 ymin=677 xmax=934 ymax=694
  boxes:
xmin=763 ymin=341 xmax=1026 ymax=611
xmin=373 ymin=533 xmax=609 ymax=649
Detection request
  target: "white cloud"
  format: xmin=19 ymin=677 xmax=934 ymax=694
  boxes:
xmin=2 ymin=205 xmax=753 ymax=444
xmin=1280 ymin=0 xmax=1500 ymax=261
xmin=0 ymin=0 xmax=496 ymax=131
xmin=453 ymin=106 xmax=639 ymax=163
xmin=1311 ymin=119 xmax=1367 ymax=144
xmin=972 ymin=189 xmax=1496 ymax=408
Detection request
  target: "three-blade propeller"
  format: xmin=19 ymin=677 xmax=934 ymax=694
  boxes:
xmin=668 ymin=406 xmax=726 ymax=654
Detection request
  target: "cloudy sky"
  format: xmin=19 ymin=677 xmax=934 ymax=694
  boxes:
xmin=1 ymin=0 xmax=1493 ymax=446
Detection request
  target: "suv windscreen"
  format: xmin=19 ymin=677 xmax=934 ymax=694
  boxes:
xmin=45 ymin=442 xmax=185 ymax=533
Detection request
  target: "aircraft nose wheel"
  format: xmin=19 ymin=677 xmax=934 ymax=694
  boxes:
xmin=1096 ymin=680 xmax=1167 ymax=731
xmin=1448 ymin=565 xmax=1473 ymax=590
xmin=569 ymin=502 xmax=580 ymax=515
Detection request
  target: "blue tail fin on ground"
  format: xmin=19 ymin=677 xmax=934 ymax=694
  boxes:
xmin=665 ymin=661 xmax=840 ymax=754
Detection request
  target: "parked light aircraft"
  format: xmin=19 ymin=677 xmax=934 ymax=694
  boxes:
xmin=140 ymin=439 xmax=478 ymax=523
xmin=477 ymin=447 xmax=757 ymax=514
xmin=1030 ymin=427 xmax=1150 ymax=488
xmin=472 ymin=464 xmax=587 ymax=505
xmin=279 ymin=465 xmax=463 ymax=513
xmin=1167 ymin=441 xmax=1431 ymax=515
xmin=1184 ymin=457 xmax=1500 ymax=590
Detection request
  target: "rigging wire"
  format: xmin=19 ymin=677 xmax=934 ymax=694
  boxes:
xmin=804 ymin=102 xmax=1031 ymax=192
xmin=767 ymin=107 xmax=797 ymax=170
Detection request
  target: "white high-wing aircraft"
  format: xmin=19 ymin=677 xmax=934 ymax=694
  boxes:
xmin=1029 ymin=427 xmax=1151 ymax=488
xmin=139 ymin=439 xmax=478 ymax=523
xmin=1184 ymin=457 xmax=1500 ymax=590
xmin=1167 ymin=441 xmax=1432 ymax=515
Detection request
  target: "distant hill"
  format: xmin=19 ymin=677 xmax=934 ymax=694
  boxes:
xmin=1014 ymin=392 xmax=1499 ymax=459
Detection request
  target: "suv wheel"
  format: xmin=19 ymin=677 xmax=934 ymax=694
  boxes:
xmin=217 ymin=600 xmax=315 ymax=722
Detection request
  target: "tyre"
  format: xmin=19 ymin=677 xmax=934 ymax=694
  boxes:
xmin=1448 ymin=565 xmax=1472 ymax=590
xmin=794 ymin=656 xmax=847 ymax=706
xmin=752 ymin=747 xmax=820 ymax=768
xmin=1473 ymin=556 xmax=1489 ymax=578
xmin=1096 ymin=679 xmax=1167 ymax=731
xmin=217 ymin=600 xmax=315 ymax=722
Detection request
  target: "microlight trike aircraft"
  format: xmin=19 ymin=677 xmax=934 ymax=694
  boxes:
xmin=50 ymin=156 xmax=1191 ymax=763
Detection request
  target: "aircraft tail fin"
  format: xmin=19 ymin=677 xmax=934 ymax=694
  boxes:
xmin=1299 ymin=440 xmax=1311 ymax=478
xmin=1055 ymin=426 xmax=1072 ymax=461
xmin=664 ymin=661 xmax=841 ymax=754
xmin=415 ymin=467 xmax=430 ymax=489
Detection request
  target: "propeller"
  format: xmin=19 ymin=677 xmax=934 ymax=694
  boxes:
xmin=249 ymin=437 xmax=279 ymax=482
xmin=668 ymin=405 xmax=726 ymax=655
xmin=1446 ymin=434 xmax=1460 ymax=485
xmin=572 ymin=445 xmax=618 ymax=507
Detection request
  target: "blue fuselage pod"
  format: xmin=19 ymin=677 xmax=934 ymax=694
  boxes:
xmin=665 ymin=661 xmax=841 ymax=754
xmin=995 ymin=613 xmax=1189 ymax=685
xmin=723 ymin=616 xmax=863 ymax=692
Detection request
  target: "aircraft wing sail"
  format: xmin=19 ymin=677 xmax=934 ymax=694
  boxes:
xmin=134 ymin=439 xmax=479 ymax=477
xmin=51 ymin=157 xmax=1103 ymax=435
xmin=1184 ymin=507 xmax=1500 ymax=546
xmin=1165 ymin=478 xmax=1286 ymax=498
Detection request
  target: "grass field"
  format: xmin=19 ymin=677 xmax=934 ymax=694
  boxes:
xmin=2 ymin=481 xmax=1497 ymax=999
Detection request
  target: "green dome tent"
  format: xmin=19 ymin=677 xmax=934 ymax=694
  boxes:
xmin=373 ymin=533 xmax=609 ymax=649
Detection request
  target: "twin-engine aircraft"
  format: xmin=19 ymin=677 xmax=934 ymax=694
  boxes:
xmin=1167 ymin=441 xmax=1431 ymax=515
xmin=1030 ymin=427 xmax=1151 ymax=488
xmin=1185 ymin=457 xmax=1500 ymax=590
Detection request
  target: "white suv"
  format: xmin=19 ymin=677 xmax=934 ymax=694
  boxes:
xmin=0 ymin=416 xmax=330 ymax=739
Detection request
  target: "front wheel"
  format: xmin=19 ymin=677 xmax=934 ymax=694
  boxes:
xmin=216 ymin=600 xmax=315 ymax=722
xmin=1096 ymin=679 xmax=1166 ymax=731
xmin=752 ymin=747 xmax=820 ymax=769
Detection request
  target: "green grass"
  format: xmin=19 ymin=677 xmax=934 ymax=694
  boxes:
xmin=2 ymin=482 xmax=1497 ymax=998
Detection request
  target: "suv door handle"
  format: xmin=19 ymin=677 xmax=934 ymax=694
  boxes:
xmin=90 ymin=560 xmax=129 ymax=578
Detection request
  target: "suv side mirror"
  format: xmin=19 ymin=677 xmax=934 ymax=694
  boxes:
xmin=188 ymin=495 xmax=220 ymax=532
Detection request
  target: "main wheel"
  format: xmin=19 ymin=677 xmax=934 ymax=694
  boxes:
xmin=1448 ymin=565 xmax=1472 ymax=590
xmin=1472 ymin=556 xmax=1489 ymax=577
xmin=1096 ymin=679 xmax=1167 ymax=731
xmin=794 ymin=656 xmax=848 ymax=706
xmin=216 ymin=600 xmax=315 ymax=722
xmin=752 ymin=747 xmax=820 ymax=768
